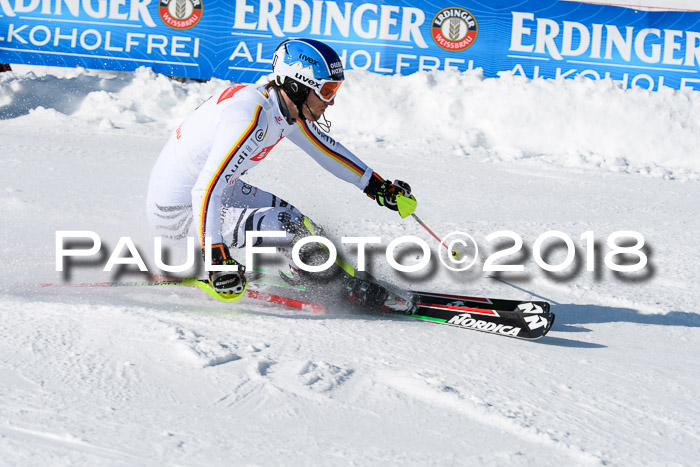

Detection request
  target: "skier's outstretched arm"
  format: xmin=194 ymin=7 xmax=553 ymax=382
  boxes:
xmin=287 ymin=118 xmax=417 ymax=216
xmin=286 ymin=118 xmax=372 ymax=189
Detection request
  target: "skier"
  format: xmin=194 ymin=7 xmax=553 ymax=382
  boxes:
xmin=146 ymin=38 xmax=417 ymax=304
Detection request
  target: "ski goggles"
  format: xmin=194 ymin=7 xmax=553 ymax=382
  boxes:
xmin=316 ymin=80 xmax=342 ymax=102
xmin=276 ymin=61 xmax=343 ymax=103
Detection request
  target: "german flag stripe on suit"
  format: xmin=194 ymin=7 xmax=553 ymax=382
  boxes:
xmin=199 ymin=105 xmax=263 ymax=245
xmin=295 ymin=119 xmax=365 ymax=178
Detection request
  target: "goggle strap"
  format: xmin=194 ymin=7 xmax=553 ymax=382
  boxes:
xmin=275 ymin=61 xmax=340 ymax=102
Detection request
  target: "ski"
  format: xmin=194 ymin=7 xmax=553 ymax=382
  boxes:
xmin=406 ymin=290 xmax=554 ymax=338
xmin=38 ymin=272 xmax=553 ymax=339
xmin=249 ymin=269 xmax=554 ymax=339
xmin=402 ymin=302 xmax=554 ymax=340
xmin=411 ymin=289 xmax=550 ymax=313
xmin=38 ymin=276 xmax=326 ymax=313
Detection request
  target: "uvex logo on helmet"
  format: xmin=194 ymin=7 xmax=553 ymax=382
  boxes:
xmin=294 ymin=73 xmax=322 ymax=90
xmin=299 ymin=54 xmax=318 ymax=66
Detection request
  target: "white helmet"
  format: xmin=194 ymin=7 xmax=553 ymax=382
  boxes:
xmin=272 ymin=38 xmax=344 ymax=110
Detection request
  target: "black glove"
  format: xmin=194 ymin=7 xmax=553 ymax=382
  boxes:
xmin=364 ymin=174 xmax=416 ymax=216
xmin=204 ymin=243 xmax=247 ymax=297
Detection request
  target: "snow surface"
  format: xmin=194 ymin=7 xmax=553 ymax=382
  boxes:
xmin=1 ymin=64 xmax=700 ymax=466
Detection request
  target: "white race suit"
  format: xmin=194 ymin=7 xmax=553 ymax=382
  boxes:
xmin=146 ymin=84 xmax=377 ymax=258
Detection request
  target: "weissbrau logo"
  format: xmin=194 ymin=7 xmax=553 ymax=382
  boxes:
xmin=431 ymin=7 xmax=478 ymax=52
xmin=159 ymin=0 xmax=203 ymax=30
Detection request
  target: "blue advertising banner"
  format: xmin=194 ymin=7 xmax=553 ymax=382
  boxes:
xmin=2 ymin=1 xmax=700 ymax=90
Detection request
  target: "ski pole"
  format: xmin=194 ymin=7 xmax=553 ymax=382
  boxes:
xmin=410 ymin=213 xmax=459 ymax=258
